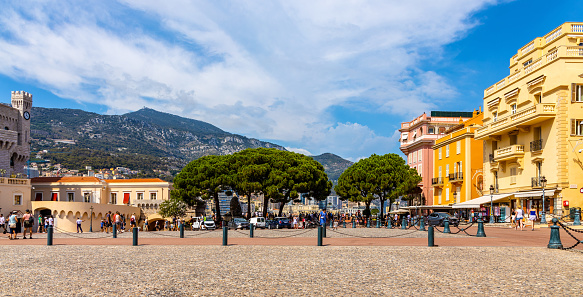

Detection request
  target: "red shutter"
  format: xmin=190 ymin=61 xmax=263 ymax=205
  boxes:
xmin=35 ymin=193 xmax=42 ymax=201
xmin=123 ymin=193 xmax=130 ymax=204
xmin=51 ymin=193 xmax=58 ymax=201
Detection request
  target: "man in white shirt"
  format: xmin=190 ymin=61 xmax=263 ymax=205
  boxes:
xmin=0 ymin=214 xmax=5 ymax=233
xmin=76 ymin=217 xmax=84 ymax=233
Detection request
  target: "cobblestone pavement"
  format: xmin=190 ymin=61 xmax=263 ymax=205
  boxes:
xmin=0 ymin=245 xmax=582 ymax=296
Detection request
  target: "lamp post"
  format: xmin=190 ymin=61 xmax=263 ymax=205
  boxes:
xmin=89 ymin=206 xmax=94 ymax=232
xmin=540 ymin=176 xmax=547 ymax=224
xmin=489 ymin=185 xmax=495 ymax=224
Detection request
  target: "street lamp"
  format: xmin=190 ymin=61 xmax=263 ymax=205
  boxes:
xmin=89 ymin=205 xmax=94 ymax=232
xmin=489 ymin=185 xmax=495 ymax=224
xmin=540 ymin=176 xmax=547 ymax=224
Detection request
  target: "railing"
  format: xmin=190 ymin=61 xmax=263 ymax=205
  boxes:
xmin=532 ymin=177 xmax=542 ymax=188
xmin=495 ymin=145 xmax=524 ymax=160
xmin=573 ymin=24 xmax=583 ymax=32
xmin=530 ymin=139 xmax=543 ymax=152
xmin=545 ymin=27 xmax=562 ymax=43
xmin=521 ymin=42 xmax=535 ymax=55
xmin=431 ymin=177 xmax=444 ymax=185
xmin=450 ymin=172 xmax=463 ymax=181
xmin=0 ymin=177 xmax=30 ymax=185
xmin=448 ymin=173 xmax=455 ymax=181
xmin=508 ymin=71 xmax=521 ymax=83
xmin=566 ymin=46 xmax=583 ymax=57
xmin=495 ymin=79 xmax=506 ymax=89
xmin=524 ymin=57 xmax=543 ymax=75
xmin=546 ymin=50 xmax=558 ymax=62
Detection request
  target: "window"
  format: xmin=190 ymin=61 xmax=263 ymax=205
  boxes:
xmin=111 ymin=193 xmax=117 ymax=204
xmin=438 ymin=148 xmax=442 ymax=160
xmin=456 ymin=141 xmax=461 ymax=154
xmin=137 ymin=193 xmax=144 ymax=200
xmin=446 ymin=164 xmax=450 ymax=177
xmin=523 ymin=59 xmax=532 ymax=67
xmin=493 ymin=112 xmax=498 ymax=122
xmin=438 ymin=166 xmax=442 ymax=177
xmin=412 ymin=151 xmax=416 ymax=163
xmin=14 ymin=194 xmax=22 ymax=205
xmin=150 ymin=192 xmax=157 ymax=200
xmin=535 ymin=93 xmax=542 ymax=104
xmin=428 ymin=127 xmax=435 ymax=134
xmin=418 ymin=164 xmax=422 ymax=175
xmin=68 ymin=193 xmax=74 ymax=202
xmin=51 ymin=192 xmax=58 ymax=201
xmin=573 ymin=84 xmax=583 ymax=102
xmin=445 ymin=188 xmax=450 ymax=202
xmin=35 ymin=192 xmax=42 ymax=201
xmin=84 ymin=192 xmax=91 ymax=203
xmin=437 ymin=189 xmax=442 ymax=204
xmin=509 ymin=134 xmax=517 ymax=145
xmin=511 ymin=104 xmax=517 ymax=114
xmin=571 ymin=119 xmax=583 ymax=136
xmin=510 ymin=167 xmax=517 ymax=184
xmin=446 ymin=145 xmax=450 ymax=157
xmin=418 ymin=151 xmax=422 ymax=162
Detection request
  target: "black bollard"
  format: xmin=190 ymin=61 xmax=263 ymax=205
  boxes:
xmin=343 ymin=220 xmax=346 ymax=228
xmin=376 ymin=218 xmax=380 ymax=228
xmin=428 ymin=225 xmax=434 ymax=247
xmin=250 ymin=223 xmax=254 ymax=238
xmin=112 ymin=223 xmax=117 ymax=239
xmin=366 ymin=218 xmax=371 ymax=228
xmin=47 ymin=226 xmax=53 ymax=246
xmin=180 ymin=223 xmax=185 ymax=238
xmin=401 ymin=218 xmax=407 ymax=230
xmin=222 ymin=225 xmax=228 ymax=246
xmin=575 ymin=209 xmax=581 ymax=226
xmin=317 ymin=226 xmax=323 ymax=246
xmin=420 ymin=217 xmax=426 ymax=231
xmin=387 ymin=218 xmax=392 ymax=229
xmin=443 ymin=218 xmax=451 ymax=234
xmin=132 ymin=227 xmax=138 ymax=246
xmin=352 ymin=218 xmax=356 ymax=228
xmin=548 ymin=218 xmax=563 ymax=249
xmin=476 ymin=219 xmax=486 ymax=237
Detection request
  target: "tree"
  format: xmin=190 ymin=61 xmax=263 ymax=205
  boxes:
xmin=172 ymin=155 xmax=233 ymax=222
xmin=158 ymin=197 xmax=188 ymax=219
xmin=335 ymin=154 xmax=421 ymax=219
xmin=230 ymin=195 xmax=243 ymax=217
xmin=230 ymin=148 xmax=274 ymax=219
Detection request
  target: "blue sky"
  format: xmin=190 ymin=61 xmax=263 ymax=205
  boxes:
xmin=0 ymin=0 xmax=581 ymax=161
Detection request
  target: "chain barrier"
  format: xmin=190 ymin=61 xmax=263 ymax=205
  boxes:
xmin=233 ymin=228 xmax=314 ymax=239
xmin=556 ymin=221 xmax=583 ymax=250
xmin=327 ymin=228 xmax=418 ymax=239
xmin=52 ymin=226 xmax=114 ymax=239
xmin=449 ymin=222 xmax=476 ymax=236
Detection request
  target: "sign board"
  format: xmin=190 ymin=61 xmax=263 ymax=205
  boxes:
xmin=580 ymin=188 xmax=583 ymax=194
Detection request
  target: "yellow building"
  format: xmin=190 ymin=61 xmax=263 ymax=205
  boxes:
xmin=432 ymin=111 xmax=484 ymax=208
xmin=476 ymin=22 xmax=583 ymax=219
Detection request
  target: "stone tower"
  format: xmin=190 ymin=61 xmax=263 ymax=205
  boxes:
xmin=0 ymin=91 xmax=33 ymax=175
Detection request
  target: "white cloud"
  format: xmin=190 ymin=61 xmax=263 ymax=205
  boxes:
xmin=0 ymin=0 xmax=499 ymax=159
xmin=285 ymin=147 xmax=313 ymax=156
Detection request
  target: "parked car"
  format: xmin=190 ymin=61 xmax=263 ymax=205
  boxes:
xmin=249 ymin=217 xmax=266 ymax=229
xmin=203 ymin=217 xmax=216 ymax=230
xmin=228 ymin=217 xmax=250 ymax=229
xmin=266 ymin=219 xmax=278 ymax=229
xmin=427 ymin=212 xmax=459 ymax=227
xmin=273 ymin=217 xmax=292 ymax=229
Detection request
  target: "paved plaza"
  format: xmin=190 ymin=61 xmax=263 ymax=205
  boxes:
xmin=1 ymin=226 xmax=583 ymax=296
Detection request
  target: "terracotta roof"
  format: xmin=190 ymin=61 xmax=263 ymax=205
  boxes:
xmin=104 ymin=178 xmax=167 ymax=183
xmin=31 ymin=177 xmax=102 ymax=183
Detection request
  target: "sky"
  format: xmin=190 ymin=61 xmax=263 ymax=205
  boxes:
xmin=0 ymin=0 xmax=582 ymax=161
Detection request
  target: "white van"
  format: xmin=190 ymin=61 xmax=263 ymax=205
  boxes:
xmin=249 ymin=217 xmax=266 ymax=229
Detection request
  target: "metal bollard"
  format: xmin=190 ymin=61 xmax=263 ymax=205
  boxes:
xmin=428 ymin=225 xmax=434 ymax=247
xmin=476 ymin=219 xmax=486 ymax=237
xmin=352 ymin=219 xmax=356 ymax=228
xmin=548 ymin=218 xmax=563 ymax=249
xmin=343 ymin=220 xmax=346 ymax=228
xmin=112 ymin=223 xmax=117 ymax=239
xmin=387 ymin=218 xmax=392 ymax=229
xmin=222 ymin=226 xmax=228 ymax=246
xmin=180 ymin=223 xmax=185 ymax=238
xmin=317 ymin=226 xmax=323 ymax=246
xmin=401 ymin=218 xmax=407 ymax=230
xmin=419 ymin=217 xmax=426 ymax=231
xmin=575 ymin=209 xmax=581 ymax=226
xmin=47 ymin=226 xmax=53 ymax=246
xmin=250 ymin=223 xmax=254 ymax=238
xmin=443 ymin=218 xmax=451 ymax=234
xmin=132 ymin=227 xmax=138 ymax=246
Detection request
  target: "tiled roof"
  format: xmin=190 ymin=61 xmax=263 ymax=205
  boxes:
xmin=104 ymin=178 xmax=167 ymax=183
xmin=31 ymin=177 xmax=102 ymax=183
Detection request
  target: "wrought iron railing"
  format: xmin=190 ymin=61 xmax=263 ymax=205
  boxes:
xmin=530 ymin=139 xmax=543 ymax=151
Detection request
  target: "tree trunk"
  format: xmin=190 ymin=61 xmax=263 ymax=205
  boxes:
xmin=263 ymin=196 xmax=269 ymax=218
xmin=278 ymin=201 xmax=285 ymax=217
xmin=365 ymin=201 xmax=371 ymax=218
xmin=213 ymin=193 xmax=222 ymax=222
xmin=247 ymin=193 xmax=252 ymax=220
xmin=379 ymin=197 xmax=386 ymax=219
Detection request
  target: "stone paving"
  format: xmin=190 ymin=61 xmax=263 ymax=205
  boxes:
xmin=0 ymin=245 xmax=582 ymax=296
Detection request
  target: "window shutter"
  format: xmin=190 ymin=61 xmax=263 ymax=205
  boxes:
xmin=572 ymin=119 xmax=577 ymax=136
xmin=573 ymin=83 xmax=577 ymax=103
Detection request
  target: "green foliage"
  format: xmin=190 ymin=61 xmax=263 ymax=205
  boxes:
xmin=158 ymin=197 xmax=188 ymax=219
xmin=371 ymin=209 xmax=379 ymax=215
xmin=335 ymin=153 xmax=421 ymax=217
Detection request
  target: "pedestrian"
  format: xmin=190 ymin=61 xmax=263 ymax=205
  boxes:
xmin=8 ymin=211 xmax=18 ymax=240
xmin=293 ymin=216 xmax=298 ymax=229
xmin=515 ymin=206 xmax=524 ymax=231
xmin=510 ymin=209 xmax=516 ymax=229
xmin=333 ymin=218 xmax=339 ymax=230
xmin=22 ymin=210 xmax=33 ymax=239
xmin=48 ymin=215 xmax=54 ymax=230
xmin=37 ymin=215 xmax=43 ymax=233
xmin=106 ymin=211 xmax=112 ymax=233
xmin=44 ymin=217 xmax=49 ymax=233
xmin=143 ymin=218 xmax=148 ymax=232
xmin=130 ymin=213 xmax=137 ymax=228
xmin=76 ymin=217 xmax=84 ymax=233
xmin=115 ymin=211 xmax=122 ymax=233
xmin=100 ymin=219 xmax=105 ymax=232
xmin=0 ymin=214 xmax=5 ymax=234
xmin=319 ymin=209 xmax=327 ymax=228
xmin=529 ymin=206 xmax=538 ymax=231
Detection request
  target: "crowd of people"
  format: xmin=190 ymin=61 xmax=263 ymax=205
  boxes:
xmin=0 ymin=210 xmax=54 ymax=240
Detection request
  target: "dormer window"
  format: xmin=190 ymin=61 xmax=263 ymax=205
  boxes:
xmin=511 ymin=104 xmax=517 ymax=114
xmin=493 ymin=112 xmax=498 ymax=122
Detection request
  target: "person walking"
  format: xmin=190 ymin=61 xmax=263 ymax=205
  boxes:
xmin=515 ymin=206 xmax=524 ymax=231
xmin=76 ymin=217 xmax=84 ymax=233
xmin=529 ymin=206 xmax=538 ymax=231
xmin=8 ymin=211 xmax=18 ymax=240
xmin=0 ymin=214 xmax=5 ymax=234
xmin=319 ymin=209 xmax=327 ymax=228
xmin=22 ymin=210 xmax=33 ymax=239
xmin=37 ymin=215 xmax=44 ymax=233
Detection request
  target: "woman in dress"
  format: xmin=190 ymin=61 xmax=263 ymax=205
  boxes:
xmin=529 ymin=207 xmax=538 ymax=231
xmin=515 ymin=206 xmax=524 ymax=231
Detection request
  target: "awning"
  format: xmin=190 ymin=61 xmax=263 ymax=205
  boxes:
xmin=514 ymin=189 xmax=555 ymax=198
xmin=452 ymin=193 xmax=513 ymax=209
xmin=404 ymin=205 xmax=452 ymax=210
xmin=401 ymin=132 xmax=408 ymax=140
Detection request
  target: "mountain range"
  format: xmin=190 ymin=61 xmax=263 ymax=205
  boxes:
xmin=30 ymin=107 xmax=352 ymax=180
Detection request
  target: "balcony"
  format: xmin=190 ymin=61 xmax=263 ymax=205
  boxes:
xmin=431 ymin=177 xmax=444 ymax=186
xmin=532 ymin=177 xmax=542 ymax=188
xmin=449 ymin=172 xmax=463 ymax=183
xmin=494 ymin=145 xmax=525 ymax=162
xmin=530 ymin=139 xmax=543 ymax=152
xmin=476 ymin=104 xmax=556 ymax=139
